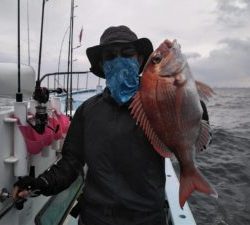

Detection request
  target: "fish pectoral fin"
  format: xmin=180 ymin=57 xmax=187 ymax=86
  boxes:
xmin=195 ymin=80 xmax=215 ymax=102
xmin=129 ymin=92 xmax=172 ymax=158
xmin=179 ymin=168 xmax=218 ymax=208
xmin=195 ymin=120 xmax=212 ymax=152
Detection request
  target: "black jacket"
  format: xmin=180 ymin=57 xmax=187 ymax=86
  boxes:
xmin=40 ymin=88 xmax=166 ymax=212
xmin=39 ymin=88 xmax=209 ymax=212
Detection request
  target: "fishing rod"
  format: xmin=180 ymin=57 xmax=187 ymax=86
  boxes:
xmin=57 ymin=26 xmax=70 ymax=88
xmin=37 ymin=0 xmax=46 ymax=83
xmin=27 ymin=0 xmax=60 ymax=134
xmin=65 ymin=0 xmax=80 ymax=117
xmin=16 ymin=0 xmax=22 ymax=102
xmin=27 ymin=0 xmax=31 ymax=66
xmin=65 ymin=0 xmax=74 ymax=116
xmin=69 ymin=0 xmax=75 ymax=118
xmin=0 ymin=167 xmax=40 ymax=212
xmin=0 ymin=187 xmax=40 ymax=212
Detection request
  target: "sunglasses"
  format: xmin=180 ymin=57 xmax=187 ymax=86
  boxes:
xmin=102 ymin=45 xmax=138 ymax=61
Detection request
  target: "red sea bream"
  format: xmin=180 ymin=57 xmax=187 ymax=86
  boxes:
xmin=130 ymin=39 xmax=218 ymax=208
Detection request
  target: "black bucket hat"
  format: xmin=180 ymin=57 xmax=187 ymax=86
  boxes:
xmin=86 ymin=25 xmax=153 ymax=78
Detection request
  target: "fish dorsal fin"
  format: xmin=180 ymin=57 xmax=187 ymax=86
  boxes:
xmin=130 ymin=92 xmax=172 ymax=158
xmin=195 ymin=120 xmax=212 ymax=152
xmin=195 ymin=80 xmax=215 ymax=102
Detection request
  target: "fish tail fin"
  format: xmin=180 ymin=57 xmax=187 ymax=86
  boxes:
xmin=179 ymin=168 xmax=218 ymax=208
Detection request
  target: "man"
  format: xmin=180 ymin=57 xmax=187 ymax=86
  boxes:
xmin=13 ymin=25 xmax=169 ymax=225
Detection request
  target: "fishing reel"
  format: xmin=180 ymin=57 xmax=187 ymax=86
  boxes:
xmin=27 ymin=81 xmax=62 ymax=134
xmin=1 ymin=167 xmax=41 ymax=210
xmin=0 ymin=187 xmax=40 ymax=210
xmin=0 ymin=187 xmax=25 ymax=210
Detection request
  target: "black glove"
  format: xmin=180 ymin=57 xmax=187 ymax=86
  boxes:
xmin=13 ymin=176 xmax=49 ymax=210
xmin=14 ymin=176 xmax=48 ymax=196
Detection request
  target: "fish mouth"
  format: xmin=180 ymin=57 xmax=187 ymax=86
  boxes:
xmin=154 ymin=39 xmax=186 ymax=77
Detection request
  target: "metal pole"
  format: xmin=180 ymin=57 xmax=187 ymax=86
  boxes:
xmin=69 ymin=0 xmax=75 ymax=117
xmin=16 ymin=0 xmax=22 ymax=102
xmin=27 ymin=0 xmax=31 ymax=66
xmin=47 ymin=76 xmax=49 ymax=89
xmin=77 ymin=73 xmax=79 ymax=90
xmin=85 ymin=72 xmax=89 ymax=90
xmin=57 ymin=26 xmax=70 ymax=88
xmin=37 ymin=0 xmax=46 ymax=82
xmin=65 ymin=0 xmax=73 ymax=114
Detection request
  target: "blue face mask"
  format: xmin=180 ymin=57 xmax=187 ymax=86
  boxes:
xmin=103 ymin=57 xmax=140 ymax=105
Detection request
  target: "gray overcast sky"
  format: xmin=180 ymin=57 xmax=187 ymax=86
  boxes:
xmin=0 ymin=0 xmax=249 ymax=87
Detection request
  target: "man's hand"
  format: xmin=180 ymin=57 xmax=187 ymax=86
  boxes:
xmin=12 ymin=186 xmax=31 ymax=201
xmin=12 ymin=176 xmax=47 ymax=201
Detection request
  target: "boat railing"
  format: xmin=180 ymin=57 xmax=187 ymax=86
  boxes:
xmin=165 ymin=158 xmax=197 ymax=225
xmin=40 ymin=71 xmax=103 ymax=93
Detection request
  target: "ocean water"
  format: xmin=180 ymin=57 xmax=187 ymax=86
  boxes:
xmin=186 ymin=88 xmax=250 ymax=225
xmin=60 ymin=90 xmax=99 ymax=112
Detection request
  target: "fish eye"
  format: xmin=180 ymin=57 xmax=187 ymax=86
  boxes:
xmin=151 ymin=53 xmax=162 ymax=64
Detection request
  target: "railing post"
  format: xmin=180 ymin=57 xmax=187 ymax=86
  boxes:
xmin=13 ymin=102 xmax=29 ymax=176
xmin=77 ymin=73 xmax=79 ymax=90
